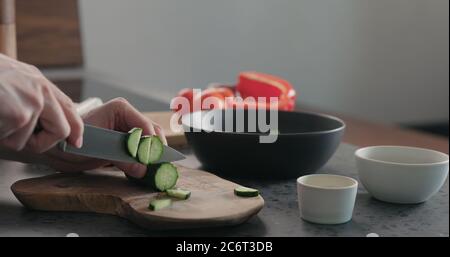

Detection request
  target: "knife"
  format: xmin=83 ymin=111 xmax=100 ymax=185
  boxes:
xmin=59 ymin=124 xmax=185 ymax=164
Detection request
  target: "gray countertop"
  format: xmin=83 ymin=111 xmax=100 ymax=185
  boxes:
xmin=0 ymin=78 xmax=448 ymax=237
xmin=0 ymin=144 xmax=448 ymax=237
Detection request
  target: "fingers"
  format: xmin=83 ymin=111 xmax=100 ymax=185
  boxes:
xmin=154 ymin=123 xmax=167 ymax=145
xmin=111 ymin=98 xmax=156 ymax=134
xmin=1 ymin=111 xmax=40 ymax=151
xmin=83 ymin=97 xmax=168 ymax=177
xmin=113 ymin=161 xmax=147 ymax=178
xmin=26 ymin=86 xmax=71 ymax=153
xmin=107 ymin=98 xmax=166 ymax=139
xmin=0 ymin=58 xmax=82 ymax=153
xmin=0 ymin=100 xmax=32 ymax=140
xmin=47 ymin=81 xmax=84 ymax=148
xmin=0 ymin=77 xmax=44 ymax=150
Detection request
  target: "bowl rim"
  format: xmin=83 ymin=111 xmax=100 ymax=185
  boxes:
xmin=181 ymin=110 xmax=346 ymax=136
xmin=297 ymin=174 xmax=358 ymax=190
xmin=355 ymin=145 xmax=449 ymax=166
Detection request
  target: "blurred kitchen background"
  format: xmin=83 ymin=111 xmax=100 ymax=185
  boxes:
xmin=14 ymin=0 xmax=449 ymax=136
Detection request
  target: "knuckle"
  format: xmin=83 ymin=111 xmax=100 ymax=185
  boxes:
xmin=70 ymin=117 xmax=84 ymax=137
xmin=112 ymin=97 xmax=129 ymax=107
xmin=31 ymin=92 xmax=45 ymax=112
xmin=56 ymin=123 xmax=71 ymax=140
xmin=31 ymin=79 xmax=48 ymax=96
xmin=38 ymin=80 xmax=50 ymax=92
xmin=61 ymin=126 xmax=71 ymax=139
xmin=153 ymin=122 xmax=162 ymax=129
xmin=61 ymin=97 xmax=76 ymax=111
xmin=27 ymin=64 xmax=40 ymax=73
xmin=73 ymin=116 xmax=84 ymax=130
xmin=10 ymin=109 xmax=31 ymax=128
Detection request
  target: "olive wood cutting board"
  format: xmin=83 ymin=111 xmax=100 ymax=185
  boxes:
xmin=11 ymin=165 xmax=264 ymax=230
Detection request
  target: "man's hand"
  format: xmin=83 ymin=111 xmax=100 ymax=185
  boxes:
xmin=42 ymin=98 xmax=167 ymax=178
xmin=0 ymin=54 xmax=83 ymax=153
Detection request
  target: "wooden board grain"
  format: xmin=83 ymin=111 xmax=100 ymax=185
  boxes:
xmin=144 ymin=111 xmax=187 ymax=147
xmin=16 ymin=0 xmax=82 ymax=67
xmin=11 ymin=165 xmax=264 ymax=230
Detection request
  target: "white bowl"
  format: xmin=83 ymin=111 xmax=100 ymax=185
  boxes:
xmin=297 ymin=174 xmax=358 ymax=224
xmin=355 ymin=146 xmax=449 ymax=204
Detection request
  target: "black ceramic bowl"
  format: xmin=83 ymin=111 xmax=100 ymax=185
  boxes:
xmin=182 ymin=109 xmax=345 ymax=179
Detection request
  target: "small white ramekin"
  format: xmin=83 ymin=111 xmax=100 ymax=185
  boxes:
xmin=297 ymin=174 xmax=358 ymax=224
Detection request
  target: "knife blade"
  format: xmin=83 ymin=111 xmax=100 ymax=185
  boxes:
xmin=59 ymin=125 xmax=185 ymax=164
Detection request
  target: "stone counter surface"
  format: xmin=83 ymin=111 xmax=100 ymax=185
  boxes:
xmin=0 ymin=144 xmax=448 ymax=237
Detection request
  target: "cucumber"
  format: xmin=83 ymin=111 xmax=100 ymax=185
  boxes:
xmin=153 ymin=163 xmax=178 ymax=191
xmin=148 ymin=135 xmax=164 ymax=164
xmin=148 ymin=198 xmax=172 ymax=211
xmin=126 ymin=163 xmax=178 ymax=192
xmin=127 ymin=127 xmax=142 ymax=158
xmin=234 ymin=186 xmax=259 ymax=197
xmin=137 ymin=136 xmax=152 ymax=165
xmin=167 ymin=188 xmax=191 ymax=200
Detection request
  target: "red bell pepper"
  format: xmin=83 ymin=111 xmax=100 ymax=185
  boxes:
xmin=236 ymin=72 xmax=296 ymax=111
xmin=173 ymin=72 xmax=296 ymax=114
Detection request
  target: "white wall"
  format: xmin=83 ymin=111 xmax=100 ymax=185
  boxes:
xmin=79 ymin=0 xmax=449 ymax=124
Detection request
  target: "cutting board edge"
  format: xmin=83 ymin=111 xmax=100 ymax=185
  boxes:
xmin=10 ymin=170 xmax=265 ymax=231
xmin=123 ymin=199 xmax=264 ymax=230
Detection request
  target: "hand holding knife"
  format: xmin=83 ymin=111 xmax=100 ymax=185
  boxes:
xmin=59 ymin=124 xmax=185 ymax=164
xmin=57 ymin=97 xmax=184 ymax=164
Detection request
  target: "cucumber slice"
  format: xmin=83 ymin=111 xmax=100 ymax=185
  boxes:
xmin=234 ymin=186 xmax=259 ymax=197
xmin=126 ymin=163 xmax=179 ymax=192
xmin=137 ymin=136 xmax=152 ymax=165
xmin=148 ymin=135 xmax=164 ymax=164
xmin=127 ymin=127 xmax=142 ymax=158
xmin=153 ymin=163 xmax=178 ymax=191
xmin=167 ymin=188 xmax=191 ymax=200
xmin=148 ymin=198 xmax=172 ymax=211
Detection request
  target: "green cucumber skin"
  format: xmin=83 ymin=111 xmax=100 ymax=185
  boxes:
xmin=126 ymin=163 xmax=179 ymax=192
xmin=234 ymin=186 xmax=259 ymax=197
xmin=127 ymin=128 xmax=142 ymax=158
xmin=148 ymin=136 xmax=164 ymax=164
xmin=137 ymin=136 xmax=152 ymax=165
xmin=153 ymin=163 xmax=178 ymax=191
xmin=148 ymin=198 xmax=172 ymax=211
xmin=167 ymin=189 xmax=191 ymax=200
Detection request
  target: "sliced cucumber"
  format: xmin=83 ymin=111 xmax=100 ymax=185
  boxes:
xmin=137 ymin=136 xmax=152 ymax=165
xmin=167 ymin=188 xmax=191 ymax=200
xmin=127 ymin=127 xmax=142 ymax=158
xmin=153 ymin=163 xmax=178 ymax=191
xmin=234 ymin=186 xmax=259 ymax=197
xmin=126 ymin=163 xmax=179 ymax=192
xmin=148 ymin=198 xmax=172 ymax=211
xmin=148 ymin=135 xmax=164 ymax=164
